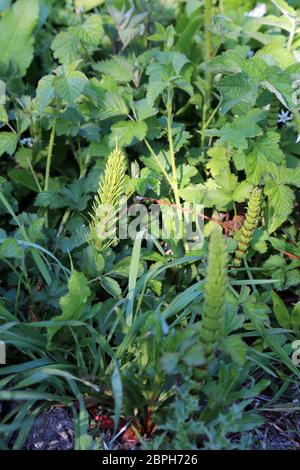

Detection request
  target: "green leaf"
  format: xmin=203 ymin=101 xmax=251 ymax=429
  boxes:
xmin=93 ymin=57 xmax=134 ymax=83
xmin=8 ymin=169 xmax=39 ymax=192
xmin=0 ymin=105 xmax=8 ymax=123
xmin=272 ymin=290 xmax=290 ymax=329
xmin=47 ymin=271 xmax=91 ymax=345
xmin=222 ymin=334 xmax=247 ymax=365
xmin=0 ymin=238 xmax=23 ymax=259
xmin=207 ymin=145 xmax=230 ymax=177
xmin=110 ymin=120 xmax=147 ymax=146
xmin=54 ymin=66 xmax=88 ymax=104
xmin=291 ymin=303 xmax=300 ymax=330
xmin=206 ymin=110 xmax=263 ymax=150
xmin=265 ymin=182 xmax=295 ymax=217
xmin=14 ymin=148 xmax=32 ymax=169
xmin=75 ymin=0 xmax=104 ymax=12
xmin=245 ymin=132 xmax=284 ymax=184
xmin=35 ymin=75 xmax=55 ymax=114
xmin=0 ymin=0 xmax=39 ymax=77
xmin=51 ymin=29 xmax=80 ymax=64
xmin=218 ymin=74 xmax=259 ymax=114
xmin=100 ymin=276 xmax=122 ymax=298
xmin=78 ymin=15 xmax=103 ymax=46
xmin=0 ymin=132 xmax=18 ymax=157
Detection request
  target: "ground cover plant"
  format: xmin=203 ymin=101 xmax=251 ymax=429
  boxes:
xmin=0 ymin=0 xmax=300 ymax=450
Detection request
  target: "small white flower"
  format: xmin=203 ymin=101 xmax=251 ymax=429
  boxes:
xmin=245 ymin=3 xmax=267 ymax=18
xmin=277 ymin=109 xmax=293 ymax=124
xmin=296 ymin=135 xmax=300 ymax=143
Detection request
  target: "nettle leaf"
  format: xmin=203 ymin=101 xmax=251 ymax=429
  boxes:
xmin=207 ymin=46 xmax=249 ymax=73
xmin=206 ymin=110 xmax=263 ymax=150
xmin=75 ymin=0 xmax=104 ymax=12
xmin=133 ymin=99 xmax=157 ymax=121
xmin=77 ymin=15 xmax=103 ymax=46
xmin=0 ymin=132 xmax=18 ymax=157
xmin=256 ymin=44 xmax=295 ymax=70
xmin=98 ymin=92 xmax=129 ymax=120
xmin=206 ymin=169 xmax=253 ymax=208
xmin=0 ymin=0 xmax=39 ymax=77
xmin=35 ymin=180 xmax=91 ymax=211
xmin=221 ymin=334 xmax=247 ymax=366
xmin=206 ymin=145 xmax=230 ymax=176
xmin=218 ymin=74 xmax=259 ymax=114
xmin=245 ymin=132 xmax=284 ymax=184
xmin=0 ymin=238 xmax=23 ymax=260
xmin=93 ymin=56 xmax=134 ymax=83
xmin=47 ymin=271 xmax=91 ymax=345
xmin=35 ymin=75 xmax=55 ymax=114
xmin=15 ymin=148 xmax=32 ymax=168
xmin=51 ymin=29 xmax=81 ymax=64
xmin=110 ymin=120 xmax=147 ymax=147
xmin=54 ymin=65 xmax=88 ymax=104
xmin=146 ymin=80 xmax=167 ymax=106
xmin=264 ymin=181 xmax=295 ymax=217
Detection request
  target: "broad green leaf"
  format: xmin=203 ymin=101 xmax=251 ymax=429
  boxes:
xmin=47 ymin=271 xmax=91 ymax=345
xmin=0 ymin=0 xmax=39 ymax=77
xmin=75 ymin=0 xmax=104 ymax=12
xmin=51 ymin=29 xmax=80 ymax=64
xmin=265 ymin=182 xmax=295 ymax=217
xmin=222 ymin=334 xmax=247 ymax=365
xmin=54 ymin=66 xmax=88 ymax=104
xmin=110 ymin=120 xmax=147 ymax=146
xmin=206 ymin=110 xmax=263 ymax=150
xmin=0 ymin=132 xmax=18 ymax=157
xmin=78 ymin=15 xmax=103 ymax=46
xmin=93 ymin=57 xmax=134 ymax=83
xmin=245 ymin=132 xmax=284 ymax=184
xmin=14 ymin=148 xmax=32 ymax=169
xmin=35 ymin=75 xmax=55 ymax=114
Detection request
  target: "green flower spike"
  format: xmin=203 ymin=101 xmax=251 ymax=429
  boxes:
xmin=89 ymin=147 xmax=127 ymax=252
xmin=233 ymin=187 xmax=262 ymax=268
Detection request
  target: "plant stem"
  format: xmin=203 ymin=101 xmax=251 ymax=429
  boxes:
xmin=204 ymin=0 xmax=213 ymax=101
xmin=44 ymin=121 xmax=56 ymax=192
xmin=44 ymin=121 xmax=56 ymax=228
xmin=166 ymin=92 xmax=181 ymax=210
xmin=287 ymin=18 xmax=296 ymax=50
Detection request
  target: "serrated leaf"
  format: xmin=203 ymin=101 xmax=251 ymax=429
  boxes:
xmin=75 ymin=0 xmax=104 ymax=12
xmin=0 ymin=0 xmax=39 ymax=77
xmin=110 ymin=120 xmax=147 ymax=147
xmin=35 ymin=75 xmax=54 ymax=114
xmin=51 ymin=29 xmax=80 ymax=64
xmin=222 ymin=334 xmax=247 ymax=365
xmin=14 ymin=148 xmax=32 ymax=169
xmin=245 ymin=132 xmax=284 ymax=184
xmin=93 ymin=57 xmax=134 ymax=83
xmin=0 ymin=132 xmax=18 ymax=157
xmin=54 ymin=67 xmax=88 ymax=104
xmin=206 ymin=110 xmax=263 ymax=150
xmin=47 ymin=271 xmax=91 ymax=345
xmin=78 ymin=15 xmax=103 ymax=46
xmin=265 ymin=182 xmax=295 ymax=217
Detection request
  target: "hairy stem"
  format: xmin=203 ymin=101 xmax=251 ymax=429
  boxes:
xmin=204 ymin=0 xmax=213 ymax=102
